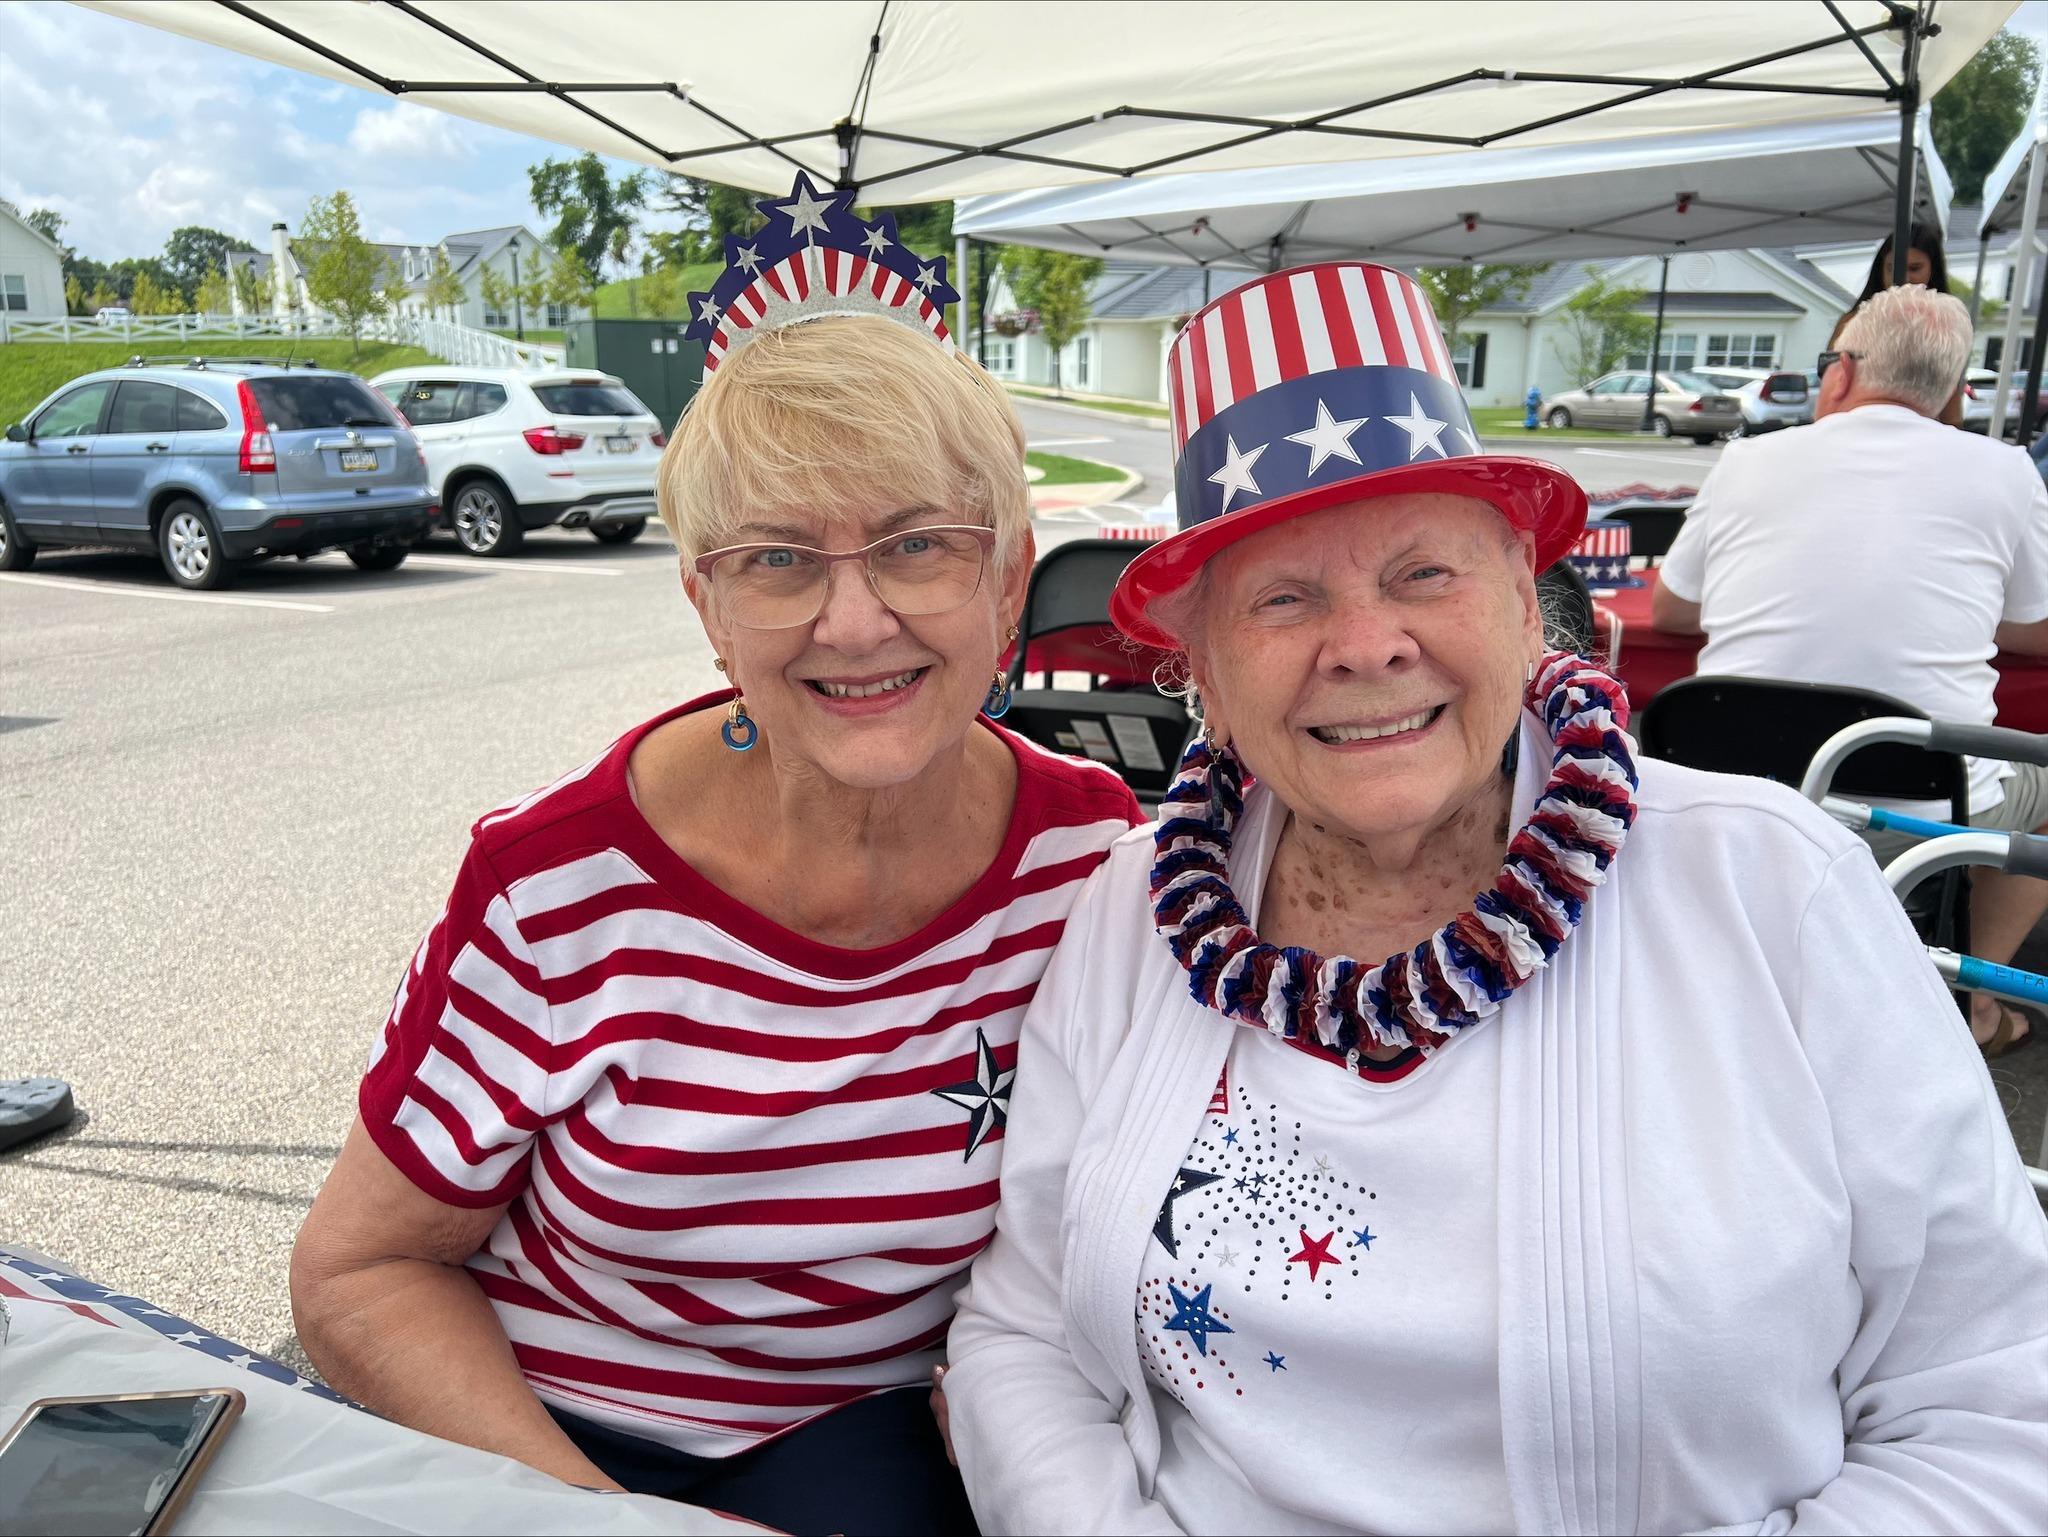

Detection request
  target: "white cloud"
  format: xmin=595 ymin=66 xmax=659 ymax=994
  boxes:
xmin=346 ymin=101 xmax=477 ymax=162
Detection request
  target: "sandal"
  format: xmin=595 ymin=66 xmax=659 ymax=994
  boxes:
xmin=1978 ymin=1003 xmax=2036 ymax=1059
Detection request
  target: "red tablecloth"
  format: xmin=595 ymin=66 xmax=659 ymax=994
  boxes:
xmin=1596 ymin=572 xmax=2048 ymax=733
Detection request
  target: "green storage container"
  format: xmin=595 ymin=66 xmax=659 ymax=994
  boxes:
xmin=563 ymin=319 xmax=706 ymax=433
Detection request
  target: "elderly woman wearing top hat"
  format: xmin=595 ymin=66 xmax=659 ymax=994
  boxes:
xmin=941 ymin=264 xmax=2048 ymax=1535
xmin=286 ymin=173 xmax=1140 ymax=1536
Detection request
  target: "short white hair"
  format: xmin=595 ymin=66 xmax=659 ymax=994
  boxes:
xmin=1838 ymin=284 xmax=1973 ymax=416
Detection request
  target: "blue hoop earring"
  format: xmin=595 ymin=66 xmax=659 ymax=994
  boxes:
xmin=984 ymin=669 xmax=1013 ymax=719
xmin=722 ymin=696 xmax=758 ymax=751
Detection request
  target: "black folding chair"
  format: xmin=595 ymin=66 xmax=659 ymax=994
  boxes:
xmin=1002 ymin=538 xmax=1192 ymax=805
xmin=1604 ymin=504 xmax=1688 ymax=563
xmin=1637 ymin=676 xmax=1970 ymax=954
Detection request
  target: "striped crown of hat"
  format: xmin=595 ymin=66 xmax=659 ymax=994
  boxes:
xmin=1168 ymin=263 xmax=1480 ymax=526
xmin=683 ymin=171 xmax=961 ymax=373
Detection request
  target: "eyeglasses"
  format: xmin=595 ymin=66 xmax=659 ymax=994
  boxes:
xmin=1816 ymin=349 xmax=1864 ymax=379
xmin=693 ymin=524 xmax=996 ymax=630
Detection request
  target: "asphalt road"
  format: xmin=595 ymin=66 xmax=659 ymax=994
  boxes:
xmin=5 ymin=411 xmax=2040 ymax=1374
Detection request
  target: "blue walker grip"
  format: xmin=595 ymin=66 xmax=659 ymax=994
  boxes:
xmin=1864 ymin=808 xmax=1974 ymax=840
xmin=1955 ymin=955 xmax=2048 ymax=1006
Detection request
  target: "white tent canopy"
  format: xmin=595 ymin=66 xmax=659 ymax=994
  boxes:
xmin=955 ymin=110 xmax=1951 ymax=269
xmin=83 ymin=0 xmax=2008 ymax=203
xmin=1977 ymin=87 xmax=2048 ymax=438
xmin=1979 ymin=102 xmax=2048 ymax=237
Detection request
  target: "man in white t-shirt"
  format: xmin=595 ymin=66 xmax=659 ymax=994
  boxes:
xmin=1654 ymin=283 xmax=2048 ymax=1052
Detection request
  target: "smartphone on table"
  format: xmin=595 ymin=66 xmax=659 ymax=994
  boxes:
xmin=0 ymin=1388 xmax=245 ymax=1536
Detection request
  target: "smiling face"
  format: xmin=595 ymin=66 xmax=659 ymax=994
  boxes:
xmin=1185 ymin=493 xmax=1541 ymax=845
xmin=690 ymin=502 xmax=1031 ymax=793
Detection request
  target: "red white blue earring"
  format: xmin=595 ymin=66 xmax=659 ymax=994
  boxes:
xmin=714 ymin=659 xmax=757 ymax=751
xmin=984 ymin=627 xmax=1019 ymax=718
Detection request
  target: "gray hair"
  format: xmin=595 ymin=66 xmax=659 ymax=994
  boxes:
xmin=1838 ymin=284 xmax=1973 ymax=417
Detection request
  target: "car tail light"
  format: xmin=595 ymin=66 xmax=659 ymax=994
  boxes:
xmin=522 ymin=426 xmax=586 ymax=455
xmin=235 ymin=380 xmax=274 ymax=473
xmin=1687 ymin=400 xmax=1705 ymax=412
xmin=650 ymin=429 xmax=668 ymax=448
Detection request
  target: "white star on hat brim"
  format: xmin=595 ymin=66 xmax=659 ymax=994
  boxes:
xmin=1386 ymin=393 xmax=1451 ymax=460
xmin=1207 ymin=435 xmax=1268 ymax=512
xmin=860 ymin=224 xmax=892 ymax=257
xmin=694 ymin=296 xmax=720 ymax=326
xmin=1284 ymin=399 xmax=1370 ymax=476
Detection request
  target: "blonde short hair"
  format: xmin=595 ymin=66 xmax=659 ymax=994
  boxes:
xmin=657 ymin=316 xmax=1030 ymax=568
xmin=1839 ymin=284 xmax=1973 ymax=417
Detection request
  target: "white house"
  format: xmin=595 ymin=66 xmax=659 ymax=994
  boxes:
xmin=0 ymin=199 xmax=68 ymax=321
xmin=227 ymin=221 xmax=582 ymax=331
xmin=979 ymin=249 xmax=1850 ymax=412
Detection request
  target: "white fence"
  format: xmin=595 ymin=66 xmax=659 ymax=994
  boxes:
xmin=0 ymin=309 xmax=567 ymax=370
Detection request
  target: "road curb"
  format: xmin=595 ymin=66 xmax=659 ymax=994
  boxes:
xmin=1031 ymin=464 xmax=1146 ymax=514
xmin=1006 ymin=390 xmax=1171 ymax=429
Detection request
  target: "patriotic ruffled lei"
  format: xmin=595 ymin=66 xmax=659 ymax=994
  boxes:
xmin=1149 ymin=651 xmax=1638 ymax=1069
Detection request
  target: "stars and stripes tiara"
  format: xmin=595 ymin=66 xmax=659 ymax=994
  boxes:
xmin=684 ymin=171 xmax=963 ymax=374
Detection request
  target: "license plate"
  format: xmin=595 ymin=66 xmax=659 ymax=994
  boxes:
xmin=605 ymin=436 xmax=634 ymax=454
xmin=339 ymin=449 xmax=378 ymax=473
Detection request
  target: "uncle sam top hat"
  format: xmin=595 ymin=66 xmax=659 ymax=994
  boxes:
xmin=1111 ymin=262 xmax=1587 ymax=650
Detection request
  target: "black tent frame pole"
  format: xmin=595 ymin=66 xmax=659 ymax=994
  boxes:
xmin=1891 ymin=1 xmax=1925 ymax=286
xmin=1641 ymin=255 xmax=1671 ymax=432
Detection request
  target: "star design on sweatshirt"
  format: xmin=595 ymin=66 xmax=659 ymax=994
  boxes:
xmin=930 ymin=1027 xmax=1014 ymax=1161
xmin=1163 ymin=1282 xmax=1233 ymax=1357
xmin=1152 ymin=1166 xmax=1224 ymax=1257
xmin=1288 ymin=1226 xmax=1340 ymax=1282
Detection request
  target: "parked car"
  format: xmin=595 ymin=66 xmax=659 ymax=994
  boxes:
xmin=1694 ymin=367 xmax=1814 ymax=435
xmin=93 ymin=306 xmax=133 ymax=326
xmin=368 ymin=366 xmax=664 ymax=556
xmin=0 ymin=358 xmax=434 ymax=590
xmin=1960 ymin=369 xmax=2048 ymax=438
xmin=1542 ymin=370 xmax=1743 ymax=443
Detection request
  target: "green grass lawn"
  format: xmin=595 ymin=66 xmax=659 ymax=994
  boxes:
xmin=0 ymin=340 xmax=440 ymax=426
xmin=1027 ymin=449 xmax=1129 ymax=486
xmin=1468 ymin=406 xmax=1670 ymax=442
xmin=487 ymin=327 xmax=564 ymax=347
xmin=595 ymin=266 xmax=723 ymax=321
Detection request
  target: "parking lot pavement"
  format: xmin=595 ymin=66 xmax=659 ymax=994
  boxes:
xmin=0 ymin=528 xmax=716 ymax=1364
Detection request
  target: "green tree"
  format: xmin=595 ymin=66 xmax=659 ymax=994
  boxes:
xmin=297 ymin=190 xmax=391 ymax=353
xmin=422 ymin=246 xmax=464 ymax=319
xmin=479 ymin=264 xmax=514 ymax=327
xmin=540 ymin=245 xmax=597 ymax=318
xmin=63 ymin=272 xmax=84 ymax=315
xmin=128 ymin=271 xmax=176 ymax=315
xmin=192 ymin=266 xmax=233 ymax=316
xmin=530 ymin=153 xmax=647 ymax=279
xmin=1933 ymin=31 xmax=2042 ymax=206
xmin=20 ymin=206 xmax=71 ymax=260
xmin=653 ymin=173 xmax=764 ymax=264
xmin=85 ymin=280 xmax=119 ymax=314
xmin=1000 ymin=247 xmax=1103 ymax=395
xmin=231 ymin=261 xmax=264 ymax=316
xmin=635 ymin=262 xmax=689 ymax=319
xmin=1551 ymin=267 xmax=1654 ymax=386
xmin=161 ymin=225 xmax=255 ymax=297
xmin=1414 ymin=262 xmax=1553 ymax=351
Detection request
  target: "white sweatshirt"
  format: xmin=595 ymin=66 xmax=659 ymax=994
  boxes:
xmin=947 ymin=711 xmax=2048 ymax=1536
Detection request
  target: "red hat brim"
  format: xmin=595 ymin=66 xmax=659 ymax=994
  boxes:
xmin=1109 ymin=455 xmax=1588 ymax=650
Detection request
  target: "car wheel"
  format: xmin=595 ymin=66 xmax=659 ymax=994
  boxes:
xmin=591 ymin=518 xmax=647 ymax=545
xmin=1547 ymin=407 xmax=1573 ymax=429
xmin=347 ymin=540 xmax=409 ymax=572
xmin=450 ymin=479 xmax=523 ymax=557
xmin=1651 ymin=414 xmax=1673 ymax=438
xmin=0 ymin=502 xmax=33 ymax=572
xmin=159 ymin=499 xmax=232 ymax=590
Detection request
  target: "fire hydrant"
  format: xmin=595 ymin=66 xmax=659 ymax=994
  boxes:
xmin=1524 ymin=385 xmax=1543 ymax=430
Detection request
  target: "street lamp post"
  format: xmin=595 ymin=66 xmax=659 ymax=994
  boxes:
xmin=508 ymin=236 xmax=525 ymax=341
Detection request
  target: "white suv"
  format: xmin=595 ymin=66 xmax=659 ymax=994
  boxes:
xmin=368 ymin=366 xmax=664 ymax=555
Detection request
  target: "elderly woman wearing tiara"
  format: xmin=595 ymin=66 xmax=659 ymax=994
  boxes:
xmin=286 ymin=174 xmax=1139 ymax=1537
xmin=942 ymin=263 xmax=2048 ymax=1534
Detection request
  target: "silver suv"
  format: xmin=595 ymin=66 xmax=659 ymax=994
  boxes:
xmin=0 ymin=357 xmax=435 ymax=589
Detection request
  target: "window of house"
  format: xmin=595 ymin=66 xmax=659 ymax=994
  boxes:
xmin=482 ymin=306 xmax=509 ymax=329
xmin=1451 ymin=334 xmax=1489 ymax=390
xmin=982 ymin=338 xmax=1017 ymax=375
xmin=1624 ymin=333 xmax=1698 ymax=373
xmin=543 ymin=302 xmax=568 ymax=327
xmin=1702 ymin=332 xmax=1779 ymax=368
xmin=1067 ymin=335 xmax=1092 ymax=389
xmin=1 ymin=275 xmax=26 ymax=312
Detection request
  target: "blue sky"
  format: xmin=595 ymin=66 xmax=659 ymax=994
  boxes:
xmin=5 ymin=0 xmax=2047 ymax=267
xmin=0 ymin=1 xmax=665 ymax=263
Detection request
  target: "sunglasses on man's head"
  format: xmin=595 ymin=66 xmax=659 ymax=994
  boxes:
xmin=1816 ymin=349 xmax=1864 ymax=379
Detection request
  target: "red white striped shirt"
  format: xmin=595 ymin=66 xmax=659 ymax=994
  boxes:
xmin=360 ymin=697 xmax=1141 ymax=1455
